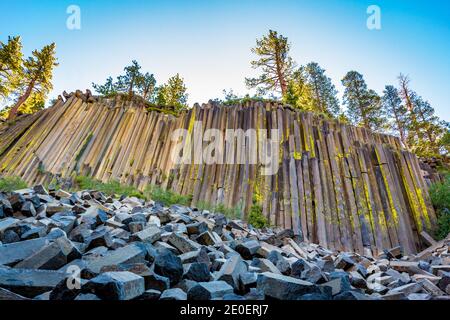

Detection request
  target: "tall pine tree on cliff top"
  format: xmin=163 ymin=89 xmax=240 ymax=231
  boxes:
xmin=246 ymin=30 xmax=296 ymax=96
xmin=381 ymin=85 xmax=409 ymax=148
xmin=304 ymin=62 xmax=340 ymax=117
xmin=341 ymin=71 xmax=383 ymax=131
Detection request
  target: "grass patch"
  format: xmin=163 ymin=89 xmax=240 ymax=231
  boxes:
xmin=196 ymin=201 xmax=242 ymax=219
xmin=0 ymin=176 xmax=28 ymax=192
xmin=144 ymin=185 xmax=192 ymax=206
xmin=430 ymin=174 xmax=450 ymax=240
xmin=74 ymin=175 xmax=144 ymax=199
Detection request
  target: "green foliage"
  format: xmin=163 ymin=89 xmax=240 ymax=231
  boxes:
xmin=115 ymin=60 xmax=142 ymax=96
xmin=246 ymin=30 xmax=295 ymax=96
xmin=429 ymin=175 xmax=450 ymax=239
xmin=196 ymin=201 xmax=242 ymax=219
xmin=436 ymin=209 xmax=450 ymax=240
xmin=93 ymin=61 xmax=185 ymax=112
xmin=0 ymin=176 xmax=28 ymax=192
xmin=156 ymin=73 xmax=188 ymax=112
xmin=382 ymin=85 xmax=409 ymax=145
xmin=139 ymin=72 xmax=157 ymax=102
xmin=74 ymin=175 xmax=144 ymax=199
xmin=283 ymin=68 xmax=314 ymax=112
xmin=1 ymin=37 xmax=57 ymax=119
xmin=220 ymin=89 xmax=278 ymax=106
xmin=93 ymin=61 xmax=158 ymax=102
xmin=407 ymin=94 xmax=448 ymax=157
xmin=248 ymin=202 xmax=269 ymax=229
xmin=430 ymin=175 xmax=450 ymax=212
xmin=144 ymin=185 xmax=192 ymax=206
xmin=0 ymin=36 xmax=23 ymax=100
xmin=303 ymin=62 xmax=341 ymax=117
xmin=440 ymin=130 xmax=450 ymax=156
xmin=342 ymin=71 xmax=384 ymax=131
xmin=92 ymin=76 xmax=117 ymax=96
xmin=397 ymin=74 xmax=449 ymax=157
xmin=22 ymin=43 xmax=58 ymax=94
xmin=17 ymin=92 xmax=46 ymax=115
xmin=37 ymin=162 xmax=46 ymax=174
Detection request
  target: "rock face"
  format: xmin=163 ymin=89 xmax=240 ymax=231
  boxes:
xmin=0 ymin=186 xmax=449 ymax=300
xmin=0 ymin=97 xmax=437 ymax=255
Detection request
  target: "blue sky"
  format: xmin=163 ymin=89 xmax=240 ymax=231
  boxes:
xmin=1 ymin=0 xmax=449 ymax=120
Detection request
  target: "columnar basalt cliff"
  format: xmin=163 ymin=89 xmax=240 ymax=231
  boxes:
xmin=0 ymin=92 xmax=437 ymax=254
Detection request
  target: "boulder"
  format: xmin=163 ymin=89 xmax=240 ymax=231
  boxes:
xmin=0 ymin=237 xmax=49 ymax=266
xmin=183 ymin=262 xmax=211 ymax=282
xmin=82 ymin=271 xmax=145 ymax=300
xmin=0 ymin=267 xmax=66 ymax=298
xmin=256 ymin=272 xmax=320 ymax=300
xmin=215 ymin=254 xmax=247 ymax=290
xmin=188 ymin=281 xmax=234 ymax=300
xmin=130 ymin=225 xmax=161 ymax=244
xmin=160 ymin=288 xmax=187 ymax=300
xmin=154 ymin=249 xmax=183 ymax=285
xmin=235 ymin=240 xmax=261 ymax=260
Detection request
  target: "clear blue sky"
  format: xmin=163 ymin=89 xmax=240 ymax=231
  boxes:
xmin=1 ymin=0 xmax=449 ymax=120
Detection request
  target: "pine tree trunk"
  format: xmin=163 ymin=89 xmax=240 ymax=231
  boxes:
xmin=7 ymin=79 xmax=35 ymax=121
xmin=274 ymin=43 xmax=287 ymax=96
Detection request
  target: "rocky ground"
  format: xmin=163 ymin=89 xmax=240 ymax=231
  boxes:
xmin=0 ymin=185 xmax=449 ymax=301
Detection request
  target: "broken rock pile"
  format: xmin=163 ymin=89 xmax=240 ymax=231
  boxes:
xmin=0 ymin=185 xmax=449 ymax=300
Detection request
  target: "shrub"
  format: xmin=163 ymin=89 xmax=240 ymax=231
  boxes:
xmin=248 ymin=202 xmax=269 ymax=229
xmin=0 ymin=176 xmax=28 ymax=192
xmin=74 ymin=175 xmax=144 ymax=199
xmin=429 ymin=174 xmax=450 ymax=240
xmin=436 ymin=209 xmax=450 ymax=240
xmin=144 ymin=185 xmax=192 ymax=206
xmin=430 ymin=175 xmax=450 ymax=212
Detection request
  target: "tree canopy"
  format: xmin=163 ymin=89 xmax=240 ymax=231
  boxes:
xmin=381 ymin=85 xmax=409 ymax=147
xmin=342 ymin=71 xmax=384 ymax=131
xmin=0 ymin=37 xmax=58 ymax=120
xmin=156 ymin=73 xmax=188 ymax=111
xmin=246 ymin=30 xmax=296 ymax=96
xmin=0 ymin=36 xmax=23 ymax=101
xmin=92 ymin=61 xmax=187 ymax=112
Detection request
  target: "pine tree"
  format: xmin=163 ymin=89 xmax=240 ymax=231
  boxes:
xmin=397 ymin=74 xmax=448 ymax=157
xmin=246 ymin=30 xmax=296 ymax=96
xmin=92 ymin=76 xmax=117 ymax=96
xmin=7 ymin=43 xmax=58 ymax=120
xmin=116 ymin=60 xmax=142 ymax=96
xmin=156 ymin=73 xmax=188 ymax=112
xmin=398 ymin=74 xmax=416 ymax=115
xmin=341 ymin=71 xmax=384 ymax=130
xmin=407 ymin=94 xmax=448 ymax=157
xmin=92 ymin=62 xmax=158 ymax=103
xmin=137 ymin=72 xmax=157 ymax=103
xmin=304 ymin=62 xmax=340 ymax=117
xmin=381 ymin=85 xmax=409 ymax=147
xmin=0 ymin=36 xmax=23 ymax=101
